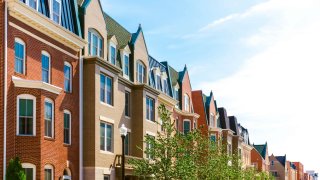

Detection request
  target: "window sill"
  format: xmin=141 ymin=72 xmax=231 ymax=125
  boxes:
xmin=63 ymin=143 xmax=71 ymax=147
xmin=100 ymin=150 xmax=114 ymax=155
xmin=146 ymin=120 xmax=156 ymax=125
xmin=100 ymin=101 xmax=114 ymax=108
xmin=44 ymin=137 xmax=55 ymax=141
xmin=16 ymin=134 xmax=36 ymax=137
xmin=125 ymin=116 xmax=131 ymax=120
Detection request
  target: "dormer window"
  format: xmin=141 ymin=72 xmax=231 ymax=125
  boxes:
xmin=88 ymin=29 xmax=103 ymax=57
xmin=184 ymin=94 xmax=190 ymax=112
xmin=156 ymin=75 xmax=161 ymax=90
xmin=110 ymin=45 xmax=116 ymax=65
xmin=51 ymin=0 xmax=61 ymax=24
xmin=163 ymin=79 xmax=168 ymax=94
xmin=123 ymin=54 xmax=129 ymax=78
xmin=20 ymin=0 xmax=37 ymax=10
xmin=174 ymin=88 xmax=179 ymax=100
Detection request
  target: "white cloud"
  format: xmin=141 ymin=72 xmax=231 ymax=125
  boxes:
xmin=198 ymin=0 xmax=320 ymax=172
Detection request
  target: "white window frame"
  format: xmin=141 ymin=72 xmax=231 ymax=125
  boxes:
xmin=63 ymin=110 xmax=71 ymax=145
xmin=88 ymin=29 xmax=103 ymax=57
xmin=17 ymin=94 xmax=36 ymax=136
xmin=64 ymin=61 xmax=72 ymax=93
xmin=146 ymin=96 xmax=155 ymax=122
xmin=123 ymin=53 xmax=130 ymax=79
xmin=44 ymin=98 xmax=54 ymax=138
xmin=14 ymin=38 xmax=26 ymax=75
xmin=137 ymin=61 xmax=145 ymax=84
xmin=183 ymin=119 xmax=191 ymax=134
xmin=41 ymin=51 xmax=51 ymax=83
xmin=184 ymin=94 xmax=190 ymax=112
xmin=50 ymin=0 xmax=62 ymax=24
xmin=22 ymin=163 xmax=36 ymax=180
xmin=109 ymin=43 xmax=117 ymax=65
xmin=44 ymin=164 xmax=54 ymax=180
xmin=100 ymin=121 xmax=113 ymax=152
xmin=100 ymin=73 xmax=113 ymax=106
xmin=21 ymin=0 xmax=38 ymax=10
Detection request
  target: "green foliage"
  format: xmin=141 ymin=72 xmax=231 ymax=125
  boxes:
xmin=129 ymin=104 xmax=274 ymax=180
xmin=6 ymin=157 xmax=26 ymax=180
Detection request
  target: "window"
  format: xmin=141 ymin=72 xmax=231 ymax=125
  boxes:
xmin=41 ymin=51 xmax=50 ymax=83
xmin=100 ymin=74 xmax=113 ymax=105
xmin=64 ymin=62 xmax=72 ymax=92
xmin=103 ymin=175 xmax=110 ymax=180
xmin=125 ymin=91 xmax=130 ymax=117
xmin=137 ymin=62 xmax=145 ymax=83
xmin=146 ymin=96 xmax=155 ymax=121
xmin=271 ymin=161 xmax=274 ymax=166
xmin=14 ymin=38 xmax=25 ymax=74
xmin=156 ymin=75 xmax=161 ymax=90
xmin=63 ymin=110 xmax=71 ymax=144
xmin=163 ymin=79 xmax=168 ymax=94
xmin=51 ymin=0 xmax=61 ymax=24
xmin=110 ymin=45 xmax=116 ymax=65
xmin=22 ymin=163 xmax=36 ymax=180
xmin=183 ymin=120 xmax=190 ymax=134
xmin=125 ymin=132 xmax=130 ymax=155
xmin=88 ymin=29 xmax=103 ymax=57
xmin=63 ymin=169 xmax=71 ymax=180
xmin=20 ymin=0 xmax=37 ymax=9
xmin=184 ymin=94 xmax=190 ymax=112
xmin=174 ymin=89 xmax=179 ymax=100
xmin=44 ymin=99 xmax=54 ymax=138
xmin=175 ymin=118 xmax=179 ymax=130
xmin=124 ymin=55 xmax=129 ymax=77
xmin=210 ymin=134 xmax=216 ymax=142
xmin=44 ymin=165 xmax=54 ymax=180
xmin=210 ymin=113 xmax=214 ymax=127
xmin=17 ymin=94 xmax=36 ymax=136
xmin=100 ymin=122 xmax=113 ymax=152
xmin=146 ymin=135 xmax=155 ymax=159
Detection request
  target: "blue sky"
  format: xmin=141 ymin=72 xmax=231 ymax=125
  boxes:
xmin=101 ymin=0 xmax=320 ymax=172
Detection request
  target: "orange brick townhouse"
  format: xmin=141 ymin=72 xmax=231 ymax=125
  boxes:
xmin=0 ymin=0 xmax=86 ymax=179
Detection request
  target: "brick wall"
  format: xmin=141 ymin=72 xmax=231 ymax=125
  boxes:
xmin=0 ymin=0 xmax=4 ymax=178
xmin=6 ymin=16 xmax=79 ymax=180
xmin=192 ymin=90 xmax=208 ymax=135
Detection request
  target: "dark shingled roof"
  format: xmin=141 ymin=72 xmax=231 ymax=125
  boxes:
xmin=253 ymin=143 xmax=268 ymax=160
xmin=104 ymin=13 xmax=132 ymax=68
xmin=229 ymin=116 xmax=239 ymax=135
xmin=169 ymin=66 xmax=179 ymax=86
xmin=218 ymin=107 xmax=230 ymax=129
xmin=275 ymin=155 xmax=286 ymax=167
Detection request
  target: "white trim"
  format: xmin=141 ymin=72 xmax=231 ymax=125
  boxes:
xmin=3 ymin=1 xmax=8 ymax=177
xmin=41 ymin=50 xmax=51 ymax=83
xmin=99 ymin=116 xmax=115 ymax=124
xmin=145 ymin=131 xmax=156 ymax=137
xmin=64 ymin=61 xmax=72 ymax=93
xmin=17 ymin=94 xmax=36 ymax=136
xmin=109 ymin=42 xmax=117 ymax=65
xmin=124 ymin=86 xmax=131 ymax=92
xmin=183 ymin=119 xmax=191 ymax=134
xmin=9 ymin=22 xmax=79 ymax=59
xmin=122 ymin=53 xmax=130 ymax=79
xmin=88 ymin=28 xmax=103 ymax=57
xmin=99 ymin=67 xmax=115 ymax=78
xmin=12 ymin=76 xmax=63 ymax=95
xmin=44 ymin=164 xmax=54 ymax=180
xmin=14 ymin=37 xmax=26 ymax=74
xmin=63 ymin=110 xmax=72 ymax=145
xmin=50 ymin=0 xmax=62 ymax=25
xmin=44 ymin=98 xmax=54 ymax=138
xmin=100 ymin=122 xmax=114 ymax=153
xmin=22 ymin=163 xmax=36 ymax=180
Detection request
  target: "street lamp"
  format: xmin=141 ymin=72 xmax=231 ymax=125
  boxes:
xmin=119 ymin=124 xmax=127 ymax=180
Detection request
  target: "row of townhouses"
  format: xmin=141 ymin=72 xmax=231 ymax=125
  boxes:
xmin=0 ymin=0 xmax=318 ymax=180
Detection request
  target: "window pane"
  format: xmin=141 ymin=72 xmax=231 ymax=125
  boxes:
xmin=28 ymin=0 xmax=37 ymax=9
xmin=92 ymin=34 xmax=98 ymax=56
xmin=124 ymin=56 xmax=129 ymax=76
xmin=19 ymin=99 xmax=26 ymax=116
xmin=24 ymin=168 xmax=33 ymax=180
xmin=100 ymin=74 xmax=106 ymax=102
xmin=42 ymin=54 xmax=50 ymax=83
xmin=88 ymin=31 xmax=91 ymax=55
xmin=111 ymin=46 xmax=116 ymax=64
xmin=64 ymin=65 xmax=71 ymax=92
xmin=14 ymin=42 xmax=24 ymax=74
xmin=100 ymin=123 xmax=105 ymax=150
xmin=64 ymin=113 xmax=70 ymax=144
xmin=183 ymin=121 xmax=190 ymax=134
xmin=99 ymin=38 xmax=103 ymax=57
xmin=45 ymin=169 xmax=52 ymax=180
xmin=125 ymin=92 xmax=130 ymax=117
xmin=26 ymin=99 xmax=33 ymax=117
xmin=106 ymin=124 xmax=112 ymax=151
xmin=106 ymin=77 xmax=112 ymax=105
xmin=52 ymin=0 xmax=60 ymax=24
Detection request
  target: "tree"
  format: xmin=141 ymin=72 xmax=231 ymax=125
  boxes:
xmin=6 ymin=157 xmax=26 ymax=180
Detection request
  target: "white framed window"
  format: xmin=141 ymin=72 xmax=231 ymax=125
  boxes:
xmin=64 ymin=62 xmax=72 ymax=93
xmin=44 ymin=164 xmax=54 ymax=180
xmin=41 ymin=51 xmax=51 ymax=83
xmin=51 ymin=0 xmax=61 ymax=24
xmin=88 ymin=29 xmax=103 ymax=57
xmin=14 ymin=38 xmax=26 ymax=74
xmin=156 ymin=75 xmax=161 ymax=90
xmin=22 ymin=163 xmax=36 ymax=180
xmin=63 ymin=110 xmax=71 ymax=145
xmin=146 ymin=96 xmax=155 ymax=122
xmin=174 ymin=88 xmax=179 ymax=100
xmin=183 ymin=120 xmax=190 ymax=134
xmin=184 ymin=94 xmax=190 ymax=112
xmin=44 ymin=98 xmax=54 ymax=138
xmin=100 ymin=74 xmax=113 ymax=105
xmin=109 ymin=44 xmax=116 ymax=65
xmin=163 ymin=79 xmax=168 ymax=94
xmin=210 ymin=113 xmax=214 ymax=127
xmin=136 ymin=61 xmax=145 ymax=83
xmin=100 ymin=122 xmax=113 ymax=152
xmin=20 ymin=0 xmax=37 ymax=10
xmin=123 ymin=54 xmax=130 ymax=78
xmin=17 ymin=94 xmax=36 ymax=136
xmin=146 ymin=134 xmax=155 ymax=159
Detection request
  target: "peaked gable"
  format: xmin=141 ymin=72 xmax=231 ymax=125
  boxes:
xmin=130 ymin=25 xmax=149 ymax=55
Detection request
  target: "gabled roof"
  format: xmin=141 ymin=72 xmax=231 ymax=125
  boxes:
xmin=80 ymin=0 xmax=104 ymax=16
xmin=238 ymin=124 xmax=250 ymax=145
xmin=229 ymin=116 xmax=239 ymax=135
xmin=275 ymin=155 xmax=286 ymax=167
xmin=168 ymin=65 xmax=179 ymax=87
xmin=178 ymin=65 xmax=187 ymax=83
xmin=162 ymin=62 xmax=178 ymax=100
xmin=253 ymin=142 xmax=268 ymax=160
xmin=148 ymin=56 xmax=171 ymax=96
xmin=218 ymin=107 xmax=230 ymax=129
xmin=130 ymin=24 xmax=149 ymax=54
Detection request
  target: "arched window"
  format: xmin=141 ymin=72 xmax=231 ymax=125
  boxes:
xmin=41 ymin=51 xmax=51 ymax=83
xmin=88 ymin=28 xmax=103 ymax=57
xmin=64 ymin=62 xmax=72 ymax=93
xmin=17 ymin=94 xmax=36 ymax=136
xmin=44 ymin=98 xmax=54 ymax=138
xmin=136 ymin=61 xmax=146 ymax=84
xmin=44 ymin=164 xmax=54 ymax=180
xmin=22 ymin=163 xmax=36 ymax=180
xmin=14 ymin=38 xmax=26 ymax=74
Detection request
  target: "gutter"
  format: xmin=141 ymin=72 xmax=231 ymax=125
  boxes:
xmin=3 ymin=0 xmax=8 ymax=178
xmin=79 ymin=51 xmax=84 ymax=180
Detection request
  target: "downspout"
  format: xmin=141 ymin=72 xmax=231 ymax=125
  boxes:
xmin=79 ymin=49 xmax=83 ymax=180
xmin=3 ymin=0 xmax=8 ymax=179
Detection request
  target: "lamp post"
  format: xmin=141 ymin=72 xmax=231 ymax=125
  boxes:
xmin=119 ymin=124 xmax=127 ymax=180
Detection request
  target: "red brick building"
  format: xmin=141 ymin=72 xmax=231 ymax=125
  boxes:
xmin=293 ymin=162 xmax=304 ymax=180
xmin=1 ymin=0 xmax=85 ymax=179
